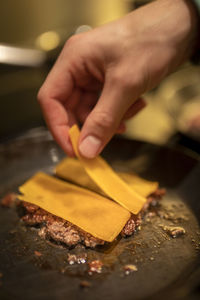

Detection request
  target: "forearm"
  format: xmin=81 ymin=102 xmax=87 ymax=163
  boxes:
xmin=124 ymin=0 xmax=199 ymax=76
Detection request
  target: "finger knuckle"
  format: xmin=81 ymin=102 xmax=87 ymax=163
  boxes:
xmin=37 ymin=88 xmax=46 ymax=104
xmin=64 ymin=34 xmax=80 ymax=49
xmin=90 ymin=111 xmax=115 ymax=131
xmin=110 ymin=72 xmax=123 ymax=86
xmin=110 ymin=71 xmax=133 ymax=91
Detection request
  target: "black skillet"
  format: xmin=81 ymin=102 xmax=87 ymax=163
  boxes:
xmin=0 ymin=127 xmax=200 ymax=300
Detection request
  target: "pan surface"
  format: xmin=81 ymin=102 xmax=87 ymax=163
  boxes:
xmin=0 ymin=128 xmax=200 ymax=300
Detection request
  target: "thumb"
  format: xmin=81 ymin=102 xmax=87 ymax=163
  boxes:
xmin=78 ymin=77 xmax=139 ymax=158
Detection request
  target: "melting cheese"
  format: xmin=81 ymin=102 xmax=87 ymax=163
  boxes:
xmin=19 ymin=172 xmax=130 ymax=242
xmin=56 ymin=157 xmax=158 ymax=197
xmin=69 ymin=125 xmax=147 ymax=214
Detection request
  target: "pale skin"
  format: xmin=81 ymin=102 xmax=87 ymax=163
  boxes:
xmin=38 ymin=0 xmax=198 ymax=158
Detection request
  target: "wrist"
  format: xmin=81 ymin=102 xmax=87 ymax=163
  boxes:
xmin=160 ymin=0 xmax=199 ymax=63
xmin=149 ymin=0 xmax=199 ymax=71
xmin=128 ymin=0 xmax=199 ymax=69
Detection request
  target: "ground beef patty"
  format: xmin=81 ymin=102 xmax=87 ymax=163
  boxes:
xmin=18 ymin=188 xmax=165 ymax=248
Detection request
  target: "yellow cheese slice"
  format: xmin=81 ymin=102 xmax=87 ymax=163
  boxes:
xmin=56 ymin=157 xmax=102 ymax=194
xmin=119 ymin=173 xmax=158 ymax=197
xmin=56 ymin=157 xmax=158 ymax=197
xmin=18 ymin=172 xmax=131 ymax=242
xmin=69 ymin=125 xmax=146 ymax=214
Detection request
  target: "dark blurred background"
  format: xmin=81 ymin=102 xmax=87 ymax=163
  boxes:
xmin=0 ymin=0 xmax=137 ymax=139
xmin=0 ymin=0 xmax=199 ymax=153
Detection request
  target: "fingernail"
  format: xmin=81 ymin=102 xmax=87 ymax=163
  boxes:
xmin=79 ymin=135 xmax=101 ymax=158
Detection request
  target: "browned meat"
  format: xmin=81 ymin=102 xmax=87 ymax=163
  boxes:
xmin=34 ymin=251 xmax=42 ymax=257
xmin=20 ymin=205 xmax=106 ymax=248
xmin=46 ymin=221 xmax=82 ymax=247
xmin=22 ymin=202 xmax=39 ymax=213
xmin=160 ymin=225 xmax=186 ymax=238
xmin=21 ymin=212 xmax=46 ymax=225
xmin=21 ymin=206 xmax=61 ymax=225
xmin=79 ymin=280 xmax=91 ymax=288
xmin=81 ymin=232 xmax=105 ymax=248
xmin=88 ymin=260 xmax=103 ymax=274
xmin=1 ymin=193 xmax=18 ymax=207
xmin=153 ymin=188 xmax=166 ymax=198
xmin=123 ymin=264 xmax=138 ymax=275
xmin=67 ymin=253 xmax=87 ymax=265
xmin=121 ymin=218 xmax=136 ymax=237
xmin=45 ymin=220 xmax=105 ymax=248
xmin=121 ymin=214 xmax=142 ymax=237
xmin=121 ymin=189 xmax=164 ymax=237
xmin=4 ymin=188 xmax=164 ymax=249
xmin=142 ymin=189 xmax=165 ymax=211
xmin=123 ymin=264 xmax=138 ymax=272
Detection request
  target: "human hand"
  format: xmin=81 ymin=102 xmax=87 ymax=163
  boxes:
xmin=187 ymin=114 xmax=200 ymax=138
xmin=38 ymin=0 xmax=198 ymax=158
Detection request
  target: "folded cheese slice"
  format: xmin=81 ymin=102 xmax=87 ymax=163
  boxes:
xmin=56 ymin=157 xmax=158 ymax=197
xmin=18 ymin=172 xmax=131 ymax=242
xmin=69 ymin=125 xmax=146 ymax=214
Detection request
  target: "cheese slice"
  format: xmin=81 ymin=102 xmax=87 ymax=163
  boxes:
xmin=118 ymin=173 xmax=158 ymax=197
xmin=69 ymin=125 xmax=146 ymax=214
xmin=56 ymin=157 xmax=158 ymax=197
xmin=18 ymin=172 xmax=130 ymax=242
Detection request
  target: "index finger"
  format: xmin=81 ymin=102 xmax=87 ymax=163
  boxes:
xmin=37 ymin=50 xmax=76 ymax=156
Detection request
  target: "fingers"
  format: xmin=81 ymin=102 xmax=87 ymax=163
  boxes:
xmin=38 ymin=43 xmax=79 ymax=156
xmin=38 ymin=72 xmax=77 ymax=156
xmin=78 ymin=74 xmax=141 ymax=158
xmin=116 ymin=122 xmax=126 ymax=134
xmin=76 ymin=91 xmax=98 ymax=123
xmin=115 ymin=98 xmax=146 ymax=134
xmin=39 ymin=97 xmax=76 ymax=156
xmin=123 ymin=98 xmax=146 ymax=120
xmin=188 ymin=114 xmax=200 ymax=135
